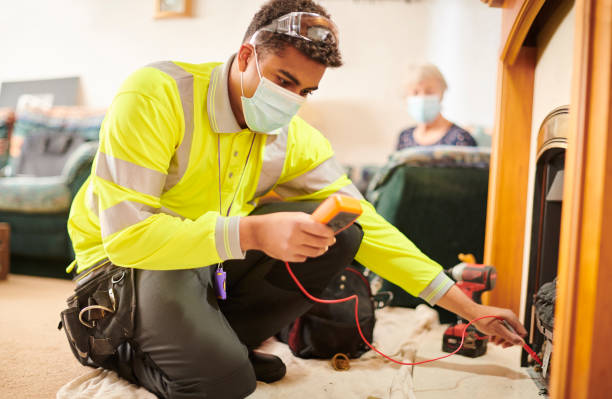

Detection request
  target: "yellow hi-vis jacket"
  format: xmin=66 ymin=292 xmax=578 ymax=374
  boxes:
xmin=67 ymin=56 xmax=454 ymax=305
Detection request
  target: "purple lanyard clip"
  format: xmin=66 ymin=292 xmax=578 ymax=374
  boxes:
xmin=215 ymin=265 xmax=227 ymax=300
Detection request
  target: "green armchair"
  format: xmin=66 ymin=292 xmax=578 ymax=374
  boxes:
xmin=364 ymin=146 xmax=490 ymax=319
xmin=0 ymin=106 xmax=103 ymax=262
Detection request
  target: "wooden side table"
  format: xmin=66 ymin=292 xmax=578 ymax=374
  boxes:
xmin=0 ymin=223 xmax=9 ymax=280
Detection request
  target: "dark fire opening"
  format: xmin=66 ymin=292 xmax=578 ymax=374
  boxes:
xmin=522 ymin=106 xmax=568 ymax=390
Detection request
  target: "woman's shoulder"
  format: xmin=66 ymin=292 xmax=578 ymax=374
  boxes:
xmin=443 ymin=124 xmax=477 ymax=146
xmin=399 ymin=126 xmax=416 ymax=136
xmin=397 ymin=126 xmax=417 ymax=150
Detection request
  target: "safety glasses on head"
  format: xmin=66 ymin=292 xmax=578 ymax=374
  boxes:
xmin=253 ymin=12 xmax=339 ymax=45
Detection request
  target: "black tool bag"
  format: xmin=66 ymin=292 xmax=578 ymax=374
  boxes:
xmin=278 ymin=265 xmax=391 ymax=359
xmin=59 ymin=263 xmax=136 ymax=369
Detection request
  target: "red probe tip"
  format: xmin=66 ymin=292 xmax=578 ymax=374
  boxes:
xmin=523 ymin=343 xmax=543 ymax=366
xmin=498 ymin=318 xmax=543 ymax=366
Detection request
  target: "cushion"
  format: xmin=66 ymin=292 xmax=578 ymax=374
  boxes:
xmin=0 ymin=176 xmax=71 ymax=213
xmin=6 ymin=106 xmax=105 ymax=177
xmin=388 ymin=145 xmax=491 ymax=169
xmin=367 ymin=145 xmax=490 ymax=196
xmin=61 ymin=141 xmax=99 ymax=183
xmin=14 ymin=131 xmax=86 ymax=177
xmin=0 ymin=108 xmax=15 ymax=169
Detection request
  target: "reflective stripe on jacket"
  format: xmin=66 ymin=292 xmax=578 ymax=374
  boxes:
xmin=67 ymin=56 xmax=454 ymax=305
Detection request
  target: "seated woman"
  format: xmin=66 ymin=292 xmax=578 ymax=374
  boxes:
xmin=397 ymin=63 xmax=477 ymax=150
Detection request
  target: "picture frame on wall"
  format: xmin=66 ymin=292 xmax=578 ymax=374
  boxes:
xmin=155 ymin=0 xmax=192 ymax=19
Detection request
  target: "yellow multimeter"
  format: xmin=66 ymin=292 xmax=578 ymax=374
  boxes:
xmin=311 ymin=194 xmax=363 ymax=234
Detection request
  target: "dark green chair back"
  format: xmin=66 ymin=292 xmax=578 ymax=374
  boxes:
xmin=366 ymin=146 xmax=490 ymax=316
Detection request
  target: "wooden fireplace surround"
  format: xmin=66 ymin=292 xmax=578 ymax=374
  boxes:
xmin=481 ymin=0 xmax=612 ymax=397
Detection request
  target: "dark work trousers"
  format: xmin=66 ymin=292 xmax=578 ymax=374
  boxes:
xmin=113 ymin=201 xmax=363 ymax=399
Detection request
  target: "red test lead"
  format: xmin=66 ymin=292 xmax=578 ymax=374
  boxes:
xmin=285 ymin=260 xmax=541 ymax=366
xmin=300 ymin=194 xmax=541 ymax=367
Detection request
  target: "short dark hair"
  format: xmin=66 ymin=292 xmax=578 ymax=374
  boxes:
xmin=243 ymin=0 xmax=343 ymax=67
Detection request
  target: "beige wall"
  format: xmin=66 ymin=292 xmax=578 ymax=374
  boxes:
xmin=520 ymin=0 xmax=575 ymax=321
xmin=0 ymin=0 xmax=500 ymax=167
xmin=531 ymin=1 xmax=576 ymax=135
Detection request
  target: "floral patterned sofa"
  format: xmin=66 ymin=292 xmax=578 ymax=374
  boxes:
xmin=0 ymin=106 xmax=104 ymax=261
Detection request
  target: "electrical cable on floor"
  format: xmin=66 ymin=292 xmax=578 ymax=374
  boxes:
xmin=284 ymin=261 xmax=542 ymax=366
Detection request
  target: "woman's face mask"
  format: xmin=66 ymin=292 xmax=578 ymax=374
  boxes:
xmin=406 ymin=95 xmax=441 ymax=124
xmin=241 ymin=49 xmax=306 ymax=134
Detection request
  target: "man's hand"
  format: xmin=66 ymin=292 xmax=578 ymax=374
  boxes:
xmin=470 ymin=305 xmax=527 ymax=348
xmin=436 ymin=285 xmax=527 ymax=348
xmin=239 ymin=213 xmax=336 ymax=262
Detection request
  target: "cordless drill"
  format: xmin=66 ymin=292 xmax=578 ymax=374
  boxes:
xmin=441 ymin=261 xmax=497 ymax=358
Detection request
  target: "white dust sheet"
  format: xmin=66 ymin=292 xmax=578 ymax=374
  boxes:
xmin=57 ymin=305 xmax=538 ymax=399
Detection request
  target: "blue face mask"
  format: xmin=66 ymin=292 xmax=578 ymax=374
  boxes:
xmin=406 ymin=95 xmax=441 ymax=124
xmin=241 ymin=50 xmax=305 ymax=134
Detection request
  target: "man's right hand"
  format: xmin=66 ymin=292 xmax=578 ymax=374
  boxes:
xmin=239 ymin=212 xmax=336 ymax=262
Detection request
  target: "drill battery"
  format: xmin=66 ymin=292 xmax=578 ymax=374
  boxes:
xmin=441 ymin=259 xmax=497 ymax=358
xmin=442 ymin=322 xmax=488 ymax=358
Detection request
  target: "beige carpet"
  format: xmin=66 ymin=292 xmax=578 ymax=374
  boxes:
xmin=0 ymin=274 xmax=542 ymax=399
xmin=0 ymin=274 xmax=83 ymax=398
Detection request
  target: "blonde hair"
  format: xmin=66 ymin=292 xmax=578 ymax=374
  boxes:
xmin=403 ymin=63 xmax=448 ymax=94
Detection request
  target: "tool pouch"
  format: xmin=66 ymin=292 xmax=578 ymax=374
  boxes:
xmin=278 ymin=265 xmax=392 ymax=359
xmin=59 ymin=263 xmax=136 ymax=368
